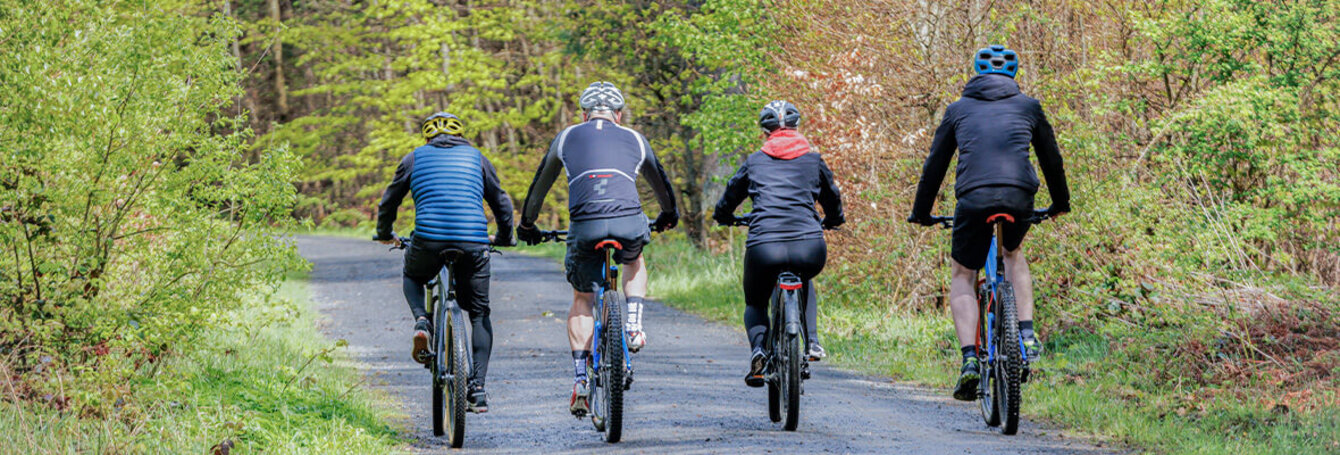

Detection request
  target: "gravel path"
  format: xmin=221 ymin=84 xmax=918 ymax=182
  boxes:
xmin=297 ymin=235 xmax=1114 ymax=454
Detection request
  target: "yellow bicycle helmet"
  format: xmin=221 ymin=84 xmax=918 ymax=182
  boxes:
xmin=421 ymin=112 xmax=465 ymax=140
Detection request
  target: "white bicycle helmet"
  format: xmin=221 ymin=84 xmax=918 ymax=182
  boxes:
xmin=579 ymin=81 xmax=626 ymax=112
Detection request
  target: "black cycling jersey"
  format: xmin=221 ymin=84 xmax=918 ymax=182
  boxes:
xmin=713 ymin=130 xmax=845 ymax=248
xmin=520 ymin=118 xmax=677 ymax=224
xmin=910 ymin=74 xmax=1070 ymax=218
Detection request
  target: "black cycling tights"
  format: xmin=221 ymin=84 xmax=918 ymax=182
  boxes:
xmin=741 ymin=238 xmax=827 ymax=351
xmin=402 ymin=239 xmax=495 ymax=386
xmin=404 ymin=277 xmax=494 ymax=385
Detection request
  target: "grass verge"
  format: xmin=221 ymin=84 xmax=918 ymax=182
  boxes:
xmin=621 ymin=236 xmax=1339 ymax=455
xmin=0 ymin=273 xmax=402 ymax=454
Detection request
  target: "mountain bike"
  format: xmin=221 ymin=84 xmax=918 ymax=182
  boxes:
xmin=389 ymin=235 xmax=472 ymax=447
xmin=536 ymin=229 xmax=634 ymax=443
xmin=725 ymin=216 xmax=814 ymax=431
xmin=927 ymin=209 xmax=1049 ymax=435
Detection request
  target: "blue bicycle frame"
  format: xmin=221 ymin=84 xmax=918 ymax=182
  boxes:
xmin=590 ymin=247 xmax=632 ymax=383
xmin=981 ymin=224 xmax=1031 ymax=367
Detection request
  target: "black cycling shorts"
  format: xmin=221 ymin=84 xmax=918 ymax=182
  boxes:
xmin=565 ymin=214 xmax=650 ymax=292
xmin=952 ymin=186 xmax=1035 ymax=270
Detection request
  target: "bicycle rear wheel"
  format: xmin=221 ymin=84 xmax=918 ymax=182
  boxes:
xmin=780 ymin=289 xmax=802 ymax=431
xmin=765 ymin=287 xmax=782 ymax=423
xmin=996 ymin=281 xmax=1023 ymax=435
xmin=978 ymin=287 xmax=1001 ymax=427
xmin=596 ymin=290 xmax=626 ymax=443
xmin=446 ymin=308 xmax=469 ymax=447
xmin=780 ymin=330 xmax=802 ymax=431
xmin=431 ymin=288 xmax=448 ymax=437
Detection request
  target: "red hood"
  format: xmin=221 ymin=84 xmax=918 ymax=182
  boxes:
xmin=761 ymin=129 xmax=811 ymax=160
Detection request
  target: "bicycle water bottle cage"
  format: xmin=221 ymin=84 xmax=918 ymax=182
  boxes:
xmin=985 ymin=213 xmax=1015 ymax=224
xmin=594 ymin=240 xmax=623 ymax=251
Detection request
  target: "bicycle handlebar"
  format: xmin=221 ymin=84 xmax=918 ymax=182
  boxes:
xmin=926 ymin=209 xmax=1052 ymax=229
xmin=719 ymin=213 xmax=839 ymax=231
xmin=379 ymin=233 xmax=501 ymax=254
xmin=533 ymin=222 xmax=663 ymax=244
xmin=536 ymin=230 xmax=568 ymax=243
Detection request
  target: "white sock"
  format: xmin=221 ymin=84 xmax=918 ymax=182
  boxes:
xmin=626 ymin=298 xmax=644 ymax=332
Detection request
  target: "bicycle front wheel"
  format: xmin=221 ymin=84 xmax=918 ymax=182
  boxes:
xmin=596 ymin=290 xmax=627 ymax=443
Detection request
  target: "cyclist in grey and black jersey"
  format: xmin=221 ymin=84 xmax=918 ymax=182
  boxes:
xmin=517 ymin=81 xmax=679 ymax=415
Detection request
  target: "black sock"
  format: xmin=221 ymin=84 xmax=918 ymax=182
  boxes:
xmin=961 ymin=345 xmax=977 ymax=360
xmin=1019 ymin=320 xmax=1034 ymax=339
xmin=572 ymin=350 xmax=590 ymax=382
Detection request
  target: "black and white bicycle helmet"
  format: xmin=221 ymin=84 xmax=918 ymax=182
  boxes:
xmin=579 ymin=81 xmax=626 ymax=112
xmin=758 ymin=100 xmax=801 ymax=133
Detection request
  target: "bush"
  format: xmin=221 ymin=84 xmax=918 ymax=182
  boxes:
xmin=0 ymin=0 xmax=303 ymax=413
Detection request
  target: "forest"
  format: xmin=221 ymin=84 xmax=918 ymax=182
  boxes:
xmin=1 ymin=0 xmax=1337 ymax=453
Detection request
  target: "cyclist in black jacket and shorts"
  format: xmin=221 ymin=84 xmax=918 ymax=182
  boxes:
xmin=907 ymin=45 xmax=1071 ymax=401
xmin=714 ymin=101 xmax=845 ymax=387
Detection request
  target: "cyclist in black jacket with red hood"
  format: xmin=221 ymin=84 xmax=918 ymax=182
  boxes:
xmin=907 ymin=45 xmax=1071 ymax=401
xmin=714 ymin=100 xmax=844 ymax=387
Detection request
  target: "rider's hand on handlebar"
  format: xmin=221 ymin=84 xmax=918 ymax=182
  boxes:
xmin=652 ymin=211 xmax=679 ymax=233
xmin=491 ymin=230 xmax=517 ymax=247
xmin=1045 ymin=205 xmax=1069 ymax=218
xmin=821 ymin=215 xmax=845 ymax=230
xmin=373 ymin=232 xmax=404 ymax=248
xmin=516 ymin=223 xmax=542 ymax=246
xmin=906 ymin=213 xmax=937 ymax=226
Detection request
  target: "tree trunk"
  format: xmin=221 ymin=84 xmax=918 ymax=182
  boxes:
xmin=223 ymin=0 xmax=258 ymax=123
xmin=677 ymin=125 xmax=706 ymax=248
xmin=268 ymin=0 xmax=288 ymax=120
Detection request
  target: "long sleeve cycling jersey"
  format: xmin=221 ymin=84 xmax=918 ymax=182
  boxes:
xmin=520 ymin=118 xmax=677 ymax=225
xmin=713 ymin=129 xmax=845 ymax=248
xmin=911 ymin=74 xmax=1071 ymax=218
xmin=377 ymin=135 xmax=515 ymax=244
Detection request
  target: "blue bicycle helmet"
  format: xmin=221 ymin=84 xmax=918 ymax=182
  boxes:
xmin=974 ymin=45 xmax=1018 ymax=78
xmin=758 ymin=100 xmax=801 ymax=133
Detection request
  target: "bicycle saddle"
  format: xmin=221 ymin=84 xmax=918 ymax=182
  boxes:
xmin=593 ymin=239 xmax=623 ymax=251
xmin=439 ymin=248 xmax=467 ymax=261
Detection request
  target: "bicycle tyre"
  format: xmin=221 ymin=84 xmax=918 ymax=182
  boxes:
xmin=598 ymin=290 xmax=626 ymax=443
xmin=781 ymin=330 xmax=802 ymax=431
xmin=997 ymin=281 xmax=1023 ymax=435
xmin=431 ymin=285 xmax=448 ymax=437
xmin=766 ymin=288 xmax=782 ymax=423
xmin=446 ymin=308 xmax=469 ymax=447
xmin=978 ymin=286 xmax=1001 ymax=427
xmin=781 ymin=288 xmax=802 ymax=431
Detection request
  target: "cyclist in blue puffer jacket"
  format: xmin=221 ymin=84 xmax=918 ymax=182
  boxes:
xmin=375 ymin=112 xmax=515 ymax=413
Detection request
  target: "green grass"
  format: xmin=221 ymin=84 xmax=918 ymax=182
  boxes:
xmin=0 ymin=273 xmax=404 ymax=454
xmin=624 ymin=236 xmax=1340 ymax=455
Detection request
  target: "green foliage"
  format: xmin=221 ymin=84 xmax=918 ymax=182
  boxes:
xmin=655 ymin=0 xmax=777 ymax=165
xmin=0 ymin=0 xmax=302 ymax=412
xmin=264 ymin=0 xmax=580 ymax=223
xmin=0 ymin=279 xmax=400 ymax=454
